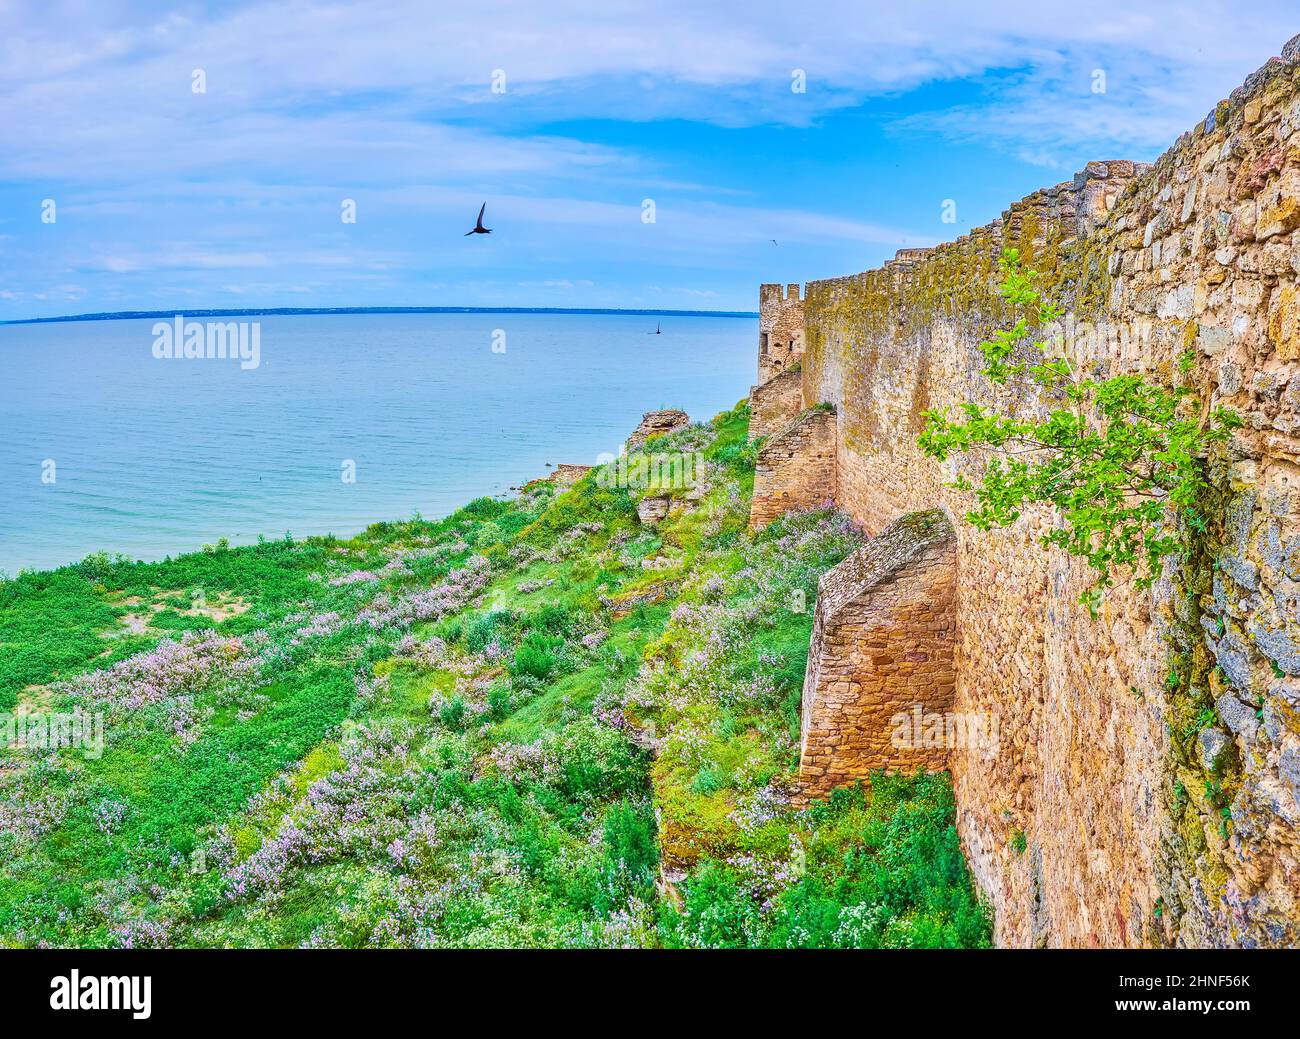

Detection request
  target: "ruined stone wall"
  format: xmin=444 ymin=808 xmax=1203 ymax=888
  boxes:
xmin=792 ymin=40 xmax=1300 ymax=948
xmin=799 ymin=510 xmax=958 ymax=802
xmin=627 ymin=409 xmax=691 ymax=453
xmin=749 ymin=408 xmax=837 ymax=530
xmin=748 ymin=366 xmax=805 ymax=441
xmin=758 ymin=283 xmax=805 ymax=383
xmin=548 ymin=463 xmax=591 ymax=486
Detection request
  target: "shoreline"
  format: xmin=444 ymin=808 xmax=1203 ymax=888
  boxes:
xmin=1 ymin=306 xmax=759 ymax=327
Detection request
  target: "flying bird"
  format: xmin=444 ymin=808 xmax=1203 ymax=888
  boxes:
xmin=464 ymin=202 xmax=492 ymax=236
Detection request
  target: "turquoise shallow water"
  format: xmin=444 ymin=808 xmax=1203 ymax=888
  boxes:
xmin=0 ymin=312 xmax=755 ymax=574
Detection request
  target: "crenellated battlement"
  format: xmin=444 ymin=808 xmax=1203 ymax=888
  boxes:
xmin=759 ymin=282 xmax=802 ymax=304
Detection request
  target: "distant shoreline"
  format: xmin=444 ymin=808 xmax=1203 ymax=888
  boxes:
xmin=1 ymin=305 xmax=759 ymax=326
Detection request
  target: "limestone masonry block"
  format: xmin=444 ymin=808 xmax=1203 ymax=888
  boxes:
xmin=626 ymin=409 xmax=689 ymax=453
xmin=749 ymin=407 xmax=837 ymax=530
xmin=798 ymin=510 xmax=959 ymax=803
xmin=636 ymin=496 xmax=670 ymax=525
xmin=547 ymin=463 xmax=591 ymax=487
xmin=748 ymin=366 xmax=804 ymax=441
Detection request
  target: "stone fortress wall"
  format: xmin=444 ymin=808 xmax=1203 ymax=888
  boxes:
xmin=749 ymin=36 xmax=1300 ymax=947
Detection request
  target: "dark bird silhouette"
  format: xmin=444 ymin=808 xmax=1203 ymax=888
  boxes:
xmin=464 ymin=202 xmax=491 ymax=236
xmin=771 ymin=239 xmax=778 ymax=245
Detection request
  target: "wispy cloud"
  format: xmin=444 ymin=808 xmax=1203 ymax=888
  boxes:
xmin=0 ymin=1 xmax=1293 ymax=317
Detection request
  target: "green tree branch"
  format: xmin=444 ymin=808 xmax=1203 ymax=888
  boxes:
xmin=917 ymin=249 xmax=1241 ymax=613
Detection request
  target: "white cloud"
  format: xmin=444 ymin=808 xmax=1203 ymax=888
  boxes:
xmin=0 ymin=1 xmax=1294 ymax=317
xmin=2 ymin=1 xmax=1293 ymax=181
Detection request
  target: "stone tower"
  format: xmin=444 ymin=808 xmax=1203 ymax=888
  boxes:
xmin=757 ymin=282 xmax=804 ymax=384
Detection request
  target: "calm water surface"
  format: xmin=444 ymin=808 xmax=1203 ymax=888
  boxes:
xmin=0 ymin=313 xmax=755 ymax=574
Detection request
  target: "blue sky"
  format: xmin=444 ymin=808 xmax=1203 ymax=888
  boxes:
xmin=0 ymin=0 xmax=1295 ymax=319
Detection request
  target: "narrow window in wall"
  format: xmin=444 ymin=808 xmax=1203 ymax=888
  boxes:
xmin=760 ymin=333 xmax=770 ymax=355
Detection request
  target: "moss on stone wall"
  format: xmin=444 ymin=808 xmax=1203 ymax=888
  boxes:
xmin=1161 ymin=460 xmax=1239 ymax=937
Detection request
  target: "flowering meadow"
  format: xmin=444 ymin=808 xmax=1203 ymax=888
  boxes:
xmin=0 ymin=403 xmax=989 ymax=947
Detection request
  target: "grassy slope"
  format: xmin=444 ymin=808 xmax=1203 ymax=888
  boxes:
xmin=0 ymin=403 xmax=989 ymax=948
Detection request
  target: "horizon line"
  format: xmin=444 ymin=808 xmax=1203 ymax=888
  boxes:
xmin=1 ymin=305 xmax=760 ymax=326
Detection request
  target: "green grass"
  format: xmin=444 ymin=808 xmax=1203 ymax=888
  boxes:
xmin=0 ymin=401 xmax=989 ymax=948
